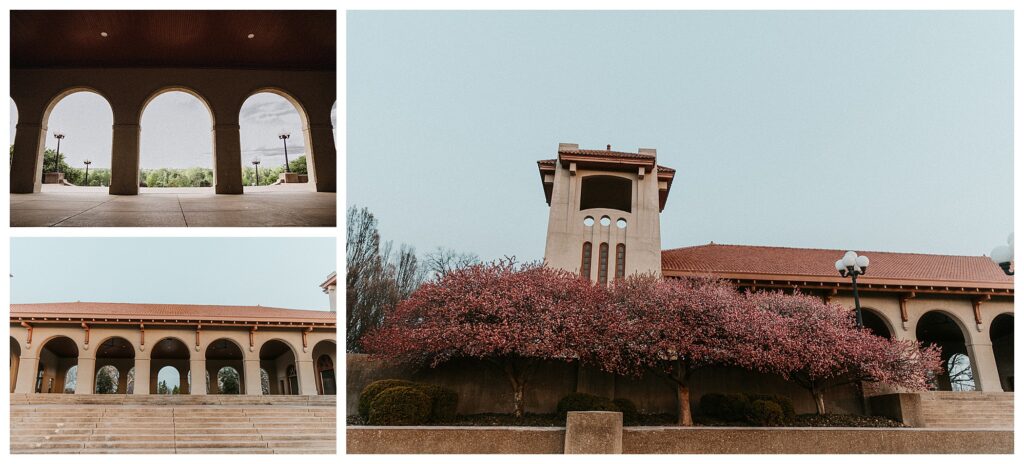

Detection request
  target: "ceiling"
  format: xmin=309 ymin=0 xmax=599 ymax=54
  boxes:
xmin=11 ymin=10 xmax=335 ymax=70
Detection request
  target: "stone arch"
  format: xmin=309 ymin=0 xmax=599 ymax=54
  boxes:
xmin=579 ymin=175 xmax=632 ymax=213
xmin=10 ymin=337 xmax=21 ymax=393
xmin=990 ymin=313 xmax=1013 ymax=392
xmin=238 ymin=87 xmax=317 ymax=189
xmin=205 ymin=337 xmax=245 ymax=394
xmin=36 ymin=335 xmax=79 ymax=394
xmin=34 ymin=87 xmax=115 ymax=188
xmin=138 ymin=86 xmax=217 ymax=189
xmin=139 ymin=86 xmax=216 ymax=125
xmin=312 ymin=339 xmax=336 ymax=395
xmin=150 ymin=337 xmax=191 ymax=394
xmin=259 ymin=338 xmax=300 ymax=395
xmin=861 ymin=307 xmax=894 ymax=338
xmin=94 ymin=336 xmax=135 ymax=394
xmin=916 ymin=310 xmax=975 ymax=391
xmin=94 ymin=365 xmax=121 ymax=394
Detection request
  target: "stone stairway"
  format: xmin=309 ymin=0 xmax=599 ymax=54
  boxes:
xmin=10 ymin=394 xmax=336 ymax=454
xmin=917 ymin=391 xmax=1013 ymax=429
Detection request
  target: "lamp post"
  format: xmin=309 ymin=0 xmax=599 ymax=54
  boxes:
xmin=990 ymin=233 xmax=1014 ymax=276
xmin=834 ymin=250 xmax=870 ymax=328
xmin=83 ymin=160 xmax=92 ymax=186
xmin=278 ymin=131 xmax=291 ymax=173
xmin=251 ymin=158 xmax=261 ymax=185
xmin=52 ymin=131 xmax=65 ymax=174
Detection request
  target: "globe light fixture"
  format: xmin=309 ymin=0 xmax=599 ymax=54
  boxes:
xmin=835 ymin=250 xmax=869 ymax=328
xmin=278 ymin=131 xmax=291 ymax=173
xmin=989 ymin=233 xmax=1014 ymax=276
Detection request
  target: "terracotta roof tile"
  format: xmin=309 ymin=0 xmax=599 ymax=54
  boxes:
xmin=662 ymin=243 xmax=1013 ymax=285
xmin=10 ymin=302 xmax=336 ymax=324
xmin=558 ymin=148 xmax=655 ymax=160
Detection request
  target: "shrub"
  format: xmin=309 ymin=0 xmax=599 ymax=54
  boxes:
xmin=368 ymin=386 xmax=431 ymax=425
xmin=613 ymin=398 xmax=639 ymax=423
xmin=556 ymin=392 xmax=618 ymax=418
xmin=358 ymin=379 xmax=416 ymax=419
xmin=748 ymin=399 xmax=785 ymax=426
xmin=700 ymin=393 xmax=751 ymax=422
xmin=415 ymin=383 xmax=459 ymax=422
xmin=748 ymin=394 xmax=795 ymax=421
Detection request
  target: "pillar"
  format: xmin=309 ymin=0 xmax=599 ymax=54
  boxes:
xmin=110 ymin=123 xmax=140 ymax=195
xmin=116 ymin=366 xmax=129 ymax=393
xmin=134 ymin=357 xmax=150 ymax=395
xmin=305 ymin=123 xmax=336 ymax=192
xmin=10 ymin=354 xmax=21 ymax=393
xmin=189 ymin=358 xmax=207 ymax=395
xmin=967 ymin=342 xmax=1004 ymax=392
xmin=14 ymin=357 xmax=39 ymax=394
xmin=564 ymin=411 xmax=623 ymax=454
xmin=10 ymin=122 xmax=46 ymax=193
xmin=212 ymin=124 xmax=242 ymax=194
xmin=297 ymin=358 xmax=318 ymax=395
xmin=244 ymin=359 xmax=263 ymax=395
xmin=77 ymin=356 xmax=96 ymax=395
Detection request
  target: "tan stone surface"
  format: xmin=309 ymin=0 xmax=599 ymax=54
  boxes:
xmin=564 ymin=411 xmax=622 ymax=454
xmin=347 ymin=426 xmax=565 ymax=454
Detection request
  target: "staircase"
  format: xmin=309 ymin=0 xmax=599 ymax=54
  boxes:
xmin=917 ymin=391 xmax=1013 ymax=429
xmin=10 ymin=394 xmax=336 ymax=454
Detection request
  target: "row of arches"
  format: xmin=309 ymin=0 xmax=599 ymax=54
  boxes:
xmin=11 ymin=335 xmax=336 ymax=396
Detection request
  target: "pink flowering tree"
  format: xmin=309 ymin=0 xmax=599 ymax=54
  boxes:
xmin=752 ymin=291 xmax=943 ymax=414
xmin=361 ymin=260 xmax=607 ymax=418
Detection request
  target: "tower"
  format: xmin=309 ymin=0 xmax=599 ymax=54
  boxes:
xmin=538 ymin=143 xmax=675 ymax=282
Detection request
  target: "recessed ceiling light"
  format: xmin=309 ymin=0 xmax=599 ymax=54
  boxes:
xmin=100 ymin=32 xmax=108 ymax=37
xmin=247 ymin=33 xmax=255 ymax=39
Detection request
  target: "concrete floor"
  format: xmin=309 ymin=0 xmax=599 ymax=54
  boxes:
xmin=11 ymin=185 xmax=336 ymax=227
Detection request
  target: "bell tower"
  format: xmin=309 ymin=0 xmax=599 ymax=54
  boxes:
xmin=537 ymin=143 xmax=675 ymax=282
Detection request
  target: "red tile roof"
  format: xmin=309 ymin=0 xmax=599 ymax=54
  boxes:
xmin=662 ymin=243 xmax=1013 ymax=287
xmin=10 ymin=302 xmax=336 ymax=325
xmin=558 ymin=148 xmax=656 ymax=160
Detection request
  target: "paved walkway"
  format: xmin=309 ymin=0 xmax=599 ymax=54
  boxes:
xmin=11 ymin=185 xmax=335 ymax=227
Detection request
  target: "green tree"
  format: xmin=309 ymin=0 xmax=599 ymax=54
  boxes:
xmin=95 ymin=367 xmax=116 ymax=394
xmin=172 ymin=385 xmax=180 ymax=395
xmin=157 ymin=380 xmax=169 ymax=395
xmin=218 ymin=368 xmax=240 ymax=394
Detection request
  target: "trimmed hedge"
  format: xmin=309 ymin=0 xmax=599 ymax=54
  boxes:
xmin=699 ymin=393 xmax=750 ymax=422
xmin=416 ymin=383 xmax=459 ymax=422
xmin=749 ymin=399 xmax=785 ymax=426
xmin=368 ymin=386 xmax=431 ymax=426
xmin=613 ymin=398 xmax=639 ymax=423
xmin=556 ymin=392 xmax=618 ymax=418
xmin=700 ymin=392 xmax=795 ymax=426
xmin=748 ymin=393 xmax=796 ymax=421
xmin=358 ymin=379 xmax=416 ymax=419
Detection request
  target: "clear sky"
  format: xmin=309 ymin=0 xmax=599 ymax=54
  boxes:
xmin=348 ymin=11 xmax=1013 ymax=261
xmin=8 ymin=92 xmax=337 ymax=170
xmin=10 ymin=237 xmax=336 ymax=311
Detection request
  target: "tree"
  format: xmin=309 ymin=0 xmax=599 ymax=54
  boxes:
xmin=424 ymin=247 xmax=480 ymax=279
xmin=218 ymin=368 xmax=240 ymax=394
xmin=363 ymin=260 xmax=606 ymax=418
xmin=157 ymin=380 xmax=169 ymax=395
xmin=96 ymin=366 xmax=116 ymax=394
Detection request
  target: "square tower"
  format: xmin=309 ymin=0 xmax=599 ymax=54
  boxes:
xmin=538 ymin=143 xmax=675 ymax=282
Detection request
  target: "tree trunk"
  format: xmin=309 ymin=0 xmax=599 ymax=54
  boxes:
xmin=676 ymin=384 xmax=693 ymax=426
xmin=813 ymin=391 xmax=826 ymax=415
xmin=512 ymin=382 xmax=525 ymax=418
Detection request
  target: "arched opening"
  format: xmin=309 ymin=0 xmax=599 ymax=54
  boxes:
xmin=991 ymin=314 xmax=1013 ymax=391
xmin=312 ymin=340 xmax=337 ymax=395
xmin=139 ymin=89 xmax=215 ymax=190
xmin=205 ymin=338 xmax=244 ymax=394
xmin=579 ymin=175 xmax=632 ymax=212
xmin=260 ymin=339 xmax=299 ymax=395
xmin=917 ymin=311 xmax=974 ymax=391
xmin=862 ymin=309 xmax=893 ymax=339
xmin=95 ymin=365 xmax=121 ymax=394
xmin=36 ymin=336 xmax=78 ymax=393
xmin=10 ymin=337 xmax=21 ymax=393
xmin=239 ymin=90 xmax=314 ymax=191
xmin=95 ymin=336 xmax=134 ymax=394
xmin=150 ymin=337 xmax=190 ymax=394
xmin=40 ymin=90 xmax=114 ymax=188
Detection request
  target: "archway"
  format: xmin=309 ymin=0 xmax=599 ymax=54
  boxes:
xmin=36 ymin=336 xmax=78 ymax=393
xmin=917 ymin=311 xmax=974 ymax=391
xmin=205 ymin=338 xmax=245 ymax=394
xmin=239 ymin=90 xmax=314 ymax=191
xmin=95 ymin=365 xmax=120 ymax=394
xmin=139 ymin=89 xmax=215 ymax=189
xmin=991 ymin=314 xmax=1013 ymax=391
xmin=40 ymin=90 xmax=114 ymax=187
xmin=95 ymin=336 xmax=134 ymax=394
xmin=10 ymin=337 xmax=21 ymax=393
xmin=259 ymin=339 xmax=299 ymax=395
xmin=862 ymin=309 xmax=893 ymax=339
xmin=150 ymin=337 xmax=190 ymax=394
xmin=312 ymin=340 xmax=336 ymax=395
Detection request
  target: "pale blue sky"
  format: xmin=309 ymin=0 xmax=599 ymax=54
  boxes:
xmin=10 ymin=238 xmax=336 ymax=311
xmin=348 ymin=11 xmax=1013 ymax=261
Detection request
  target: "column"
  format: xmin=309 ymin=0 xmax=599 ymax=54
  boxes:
xmin=212 ymin=123 xmax=242 ymax=194
xmin=10 ymin=354 xmax=21 ymax=393
xmin=109 ymin=123 xmax=141 ymax=195
xmin=10 ymin=122 xmax=46 ymax=193
xmin=14 ymin=357 xmax=39 ymax=394
xmin=967 ymin=342 xmax=1004 ymax=392
xmin=134 ymin=357 xmax=151 ymax=395
xmin=77 ymin=356 xmax=96 ymax=395
xmin=189 ymin=357 xmax=207 ymax=395
xmin=305 ymin=123 xmax=336 ymax=192
xmin=296 ymin=358 xmax=318 ymax=395
xmin=116 ymin=366 xmax=129 ymax=393
xmin=244 ymin=359 xmax=263 ymax=395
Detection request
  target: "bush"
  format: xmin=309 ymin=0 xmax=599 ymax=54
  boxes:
xmin=358 ymin=379 xmax=416 ymax=419
xmin=748 ymin=394 xmax=795 ymax=421
xmin=699 ymin=393 xmax=751 ymax=422
xmin=613 ymin=398 xmax=639 ymax=423
xmin=556 ymin=392 xmax=618 ymax=418
xmin=368 ymin=386 xmax=431 ymax=425
xmin=416 ymin=383 xmax=459 ymax=422
xmin=748 ymin=399 xmax=785 ymax=426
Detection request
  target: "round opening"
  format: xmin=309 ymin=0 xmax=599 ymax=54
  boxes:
xmin=600 ymin=216 xmax=611 ymax=227
xmin=583 ymin=216 xmax=595 ymax=227
xmin=616 ymin=218 xmax=627 ymax=229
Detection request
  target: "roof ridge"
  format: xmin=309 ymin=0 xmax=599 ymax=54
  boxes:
xmin=10 ymin=301 xmax=325 ymax=312
xmin=662 ymin=242 xmax=989 ymax=259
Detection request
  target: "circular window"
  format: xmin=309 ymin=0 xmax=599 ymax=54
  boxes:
xmin=617 ymin=218 xmax=627 ymax=229
xmin=583 ymin=216 xmax=595 ymax=227
xmin=600 ymin=216 xmax=611 ymax=227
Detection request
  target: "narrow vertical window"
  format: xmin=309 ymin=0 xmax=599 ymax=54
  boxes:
xmin=598 ymin=243 xmax=609 ymax=285
xmin=615 ymin=244 xmax=626 ymax=280
xmin=580 ymin=242 xmax=593 ymax=279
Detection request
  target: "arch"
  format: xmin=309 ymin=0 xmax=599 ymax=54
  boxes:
xmin=615 ymin=243 xmax=626 ymax=280
xmin=580 ymin=242 xmax=593 ymax=280
xmin=155 ymin=366 xmax=182 ymax=394
xmin=990 ymin=313 xmax=1013 ymax=391
xmin=36 ymin=336 xmax=79 ymax=394
xmin=205 ymin=338 xmax=245 ymax=394
xmin=238 ymin=87 xmax=316 ymax=190
xmin=916 ymin=310 xmax=974 ymax=391
xmin=139 ymin=86 xmax=216 ymax=124
xmin=95 ymin=365 xmax=121 ymax=394
xmin=216 ymin=366 xmax=242 ymax=394
xmin=139 ymin=87 xmax=216 ymax=189
xmin=95 ymin=336 xmax=135 ymax=394
xmin=10 ymin=337 xmax=21 ymax=393
xmin=598 ymin=242 xmax=610 ymax=285
xmin=861 ymin=308 xmax=894 ymax=339
xmin=259 ymin=338 xmax=299 ymax=395
xmin=312 ymin=340 xmax=337 ymax=395
xmin=579 ymin=175 xmax=632 ymax=213
xmin=150 ymin=337 xmax=191 ymax=394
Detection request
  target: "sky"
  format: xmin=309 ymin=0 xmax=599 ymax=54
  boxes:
xmin=348 ymin=11 xmax=1013 ymax=261
xmin=10 ymin=237 xmax=337 ymax=311
xmin=9 ymin=92 xmax=339 ymax=170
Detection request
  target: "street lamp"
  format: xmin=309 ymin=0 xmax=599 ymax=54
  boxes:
xmin=83 ymin=160 xmax=92 ymax=186
xmin=989 ymin=233 xmax=1014 ymax=276
xmin=52 ymin=131 xmax=65 ymax=174
xmin=834 ymin=250 xmax=870 ymax=328
xmin=251 ymin=158 xmax=261 ymax=185
xmin=278 ymin=131 xmax=291 ymax=173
